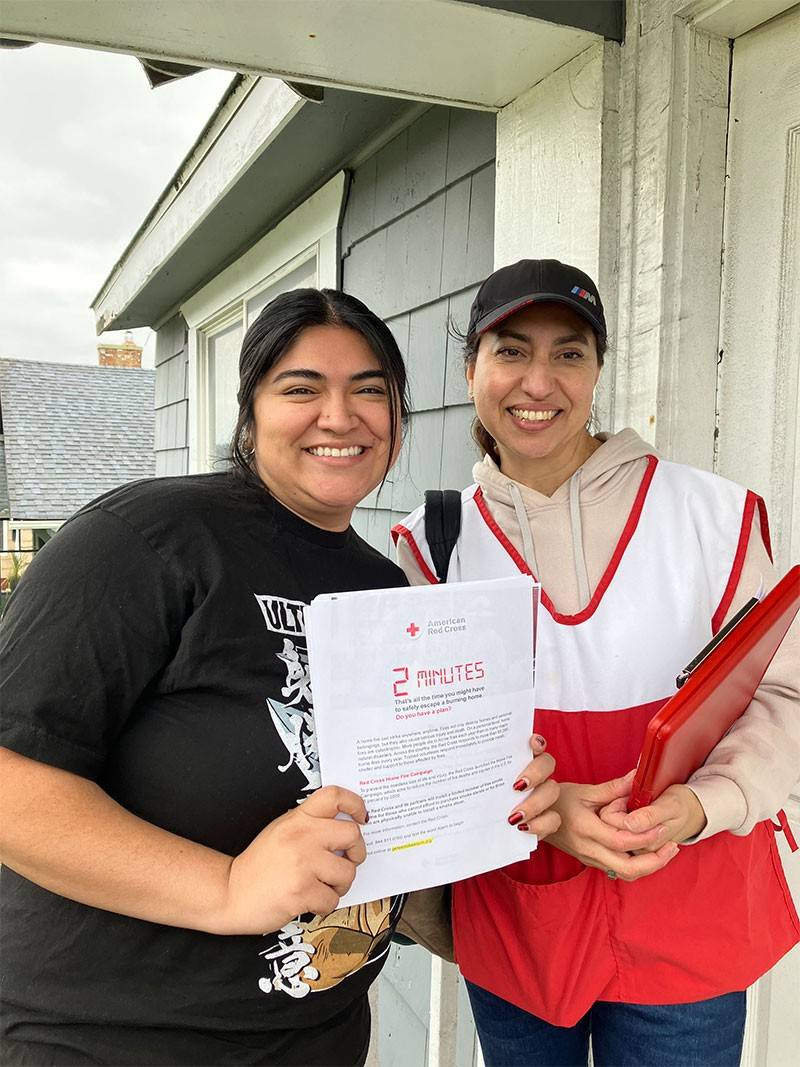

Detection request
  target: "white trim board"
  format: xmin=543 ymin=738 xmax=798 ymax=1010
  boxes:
xmin=9 ymin=520 xmax=63 ymax=531
xmin=682 ymin=0 xmax=797 ymax=38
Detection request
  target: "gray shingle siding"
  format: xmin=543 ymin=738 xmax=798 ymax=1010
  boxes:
xmin=154 ymin=314 xmax=189 ymax=477
xmin=0 ymin=360 xmax=155 ymax=523
xmin=343 ymin=105 xmax=496 ymax=552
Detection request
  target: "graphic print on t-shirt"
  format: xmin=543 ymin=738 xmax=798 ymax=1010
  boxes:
xmin=254 ymin=594 xmax=399 ymax=999
xmin=267 ymin=639 xmax=319 ymax=791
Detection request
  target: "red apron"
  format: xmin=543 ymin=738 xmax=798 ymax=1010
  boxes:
xmin=395 ymin=457 xmax=799 ymax=1025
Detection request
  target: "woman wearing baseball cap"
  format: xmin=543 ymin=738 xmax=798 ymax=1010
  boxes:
xmin=393 ymin=260 xmax=800 ymax=1065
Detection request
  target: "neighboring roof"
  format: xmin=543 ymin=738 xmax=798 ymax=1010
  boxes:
xmin=0 ymin=359 xmax=155 ymax=524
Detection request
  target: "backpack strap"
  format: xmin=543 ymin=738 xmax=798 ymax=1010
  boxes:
xmin=424 ymin=489 xmax=462 ymax=582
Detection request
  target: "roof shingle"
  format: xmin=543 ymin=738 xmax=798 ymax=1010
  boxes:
xmin=0 ymin=359 xmax=156 ymax=523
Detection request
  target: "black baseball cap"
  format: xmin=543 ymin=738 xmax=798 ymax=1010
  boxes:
xmin=467 ymin=259 xmax=606 ymax=341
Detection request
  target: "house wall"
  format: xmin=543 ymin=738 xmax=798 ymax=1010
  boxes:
xmin=154 ymin=314 xmax=189 ymax=476
xmin=494 ymin=40 xmax=620 ymax=433
xmin=342 ymin=105 xmax=497 ymax=557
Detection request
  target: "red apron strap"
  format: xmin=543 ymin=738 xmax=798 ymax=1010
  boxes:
xmin=772 ymin=808 xmax=799 ymax=853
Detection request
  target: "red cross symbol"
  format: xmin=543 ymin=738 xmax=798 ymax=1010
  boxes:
xmin=406 ymin=622 xmax=420 ymax=637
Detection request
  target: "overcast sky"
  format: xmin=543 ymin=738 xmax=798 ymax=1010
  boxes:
xmin=0 ymin=43 xmax=233 ymax=368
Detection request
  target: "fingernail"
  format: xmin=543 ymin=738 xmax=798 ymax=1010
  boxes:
xmin=507 ymin=811 xmax=524 ymax=826
xmin=533 ymin=734 xmax=546 ymax=748
xmin=513 ymin=778 xmax=529 ymax=792
xmin=364 ymin=811 xmax=370 ymax=824
xmin=517 ymin=823 xmax=530 ymax=832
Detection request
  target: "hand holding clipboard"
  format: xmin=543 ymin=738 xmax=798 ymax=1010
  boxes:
xmin=628 ymin=564 xmax=800 ymax=811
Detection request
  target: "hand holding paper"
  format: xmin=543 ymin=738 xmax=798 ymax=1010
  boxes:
xmin=220 ymin=785 xmax=368 ymax=934
xmin=507 ymin=734 xmax=561 ymax=836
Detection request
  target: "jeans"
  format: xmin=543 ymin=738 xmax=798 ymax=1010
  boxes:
xmin=465 ymin=981 xmax=747 ymax=1067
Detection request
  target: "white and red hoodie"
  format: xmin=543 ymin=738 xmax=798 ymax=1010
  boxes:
xmin=393 ymin=428 xmax=799 ymax=1025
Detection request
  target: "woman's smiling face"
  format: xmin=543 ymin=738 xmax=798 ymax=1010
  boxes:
xmin=467 ymin=302 xmax=601 ymax=488
xmin=251 ymin=324 xmax=400 ymax=531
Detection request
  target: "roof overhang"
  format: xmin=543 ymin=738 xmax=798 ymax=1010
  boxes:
xmin=0 ymin=0 xmax=601 ymax=109
xmin=91 ymin=78 xmax=426 ymax=331
xmin=2 ymin=1 xmax=613 ymax=332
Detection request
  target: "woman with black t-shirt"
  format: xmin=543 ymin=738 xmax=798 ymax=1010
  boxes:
xmin=0 ymin=288 xmax=558 ymax=1066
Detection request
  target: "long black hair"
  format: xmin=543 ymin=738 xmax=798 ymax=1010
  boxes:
xmin=230 ymin=288 xmax=409 ymax=479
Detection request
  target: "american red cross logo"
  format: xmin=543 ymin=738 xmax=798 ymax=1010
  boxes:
xmin=406 ymin=622 xmax=420 ymax=638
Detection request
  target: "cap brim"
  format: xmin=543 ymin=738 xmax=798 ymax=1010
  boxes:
xmin=473 ymin=293 xmax=606 ymax=340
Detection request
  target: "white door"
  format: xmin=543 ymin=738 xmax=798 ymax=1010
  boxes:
xmin=716 ymin=7 xmax=800 ymax=1065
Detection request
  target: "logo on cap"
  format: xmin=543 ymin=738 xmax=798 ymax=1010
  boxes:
xmin=571 ymin=286 xmax=597 ymax=307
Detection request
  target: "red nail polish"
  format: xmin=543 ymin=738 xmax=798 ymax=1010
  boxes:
xmin=507 ymin=811 xmax=524 ymax=826
xmin=513 ymin=778 xmax=529 ymax=792
xmin=517 ymin=823 xmax=530 ymax=832
xmin=364 ymin=812 xmax=370 ymax=824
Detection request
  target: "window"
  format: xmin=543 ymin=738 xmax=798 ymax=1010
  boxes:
xmin=184 ymin=172 xmax=345 ymax=475
xmin=198 ymin=253 xmax=318 ymax=471
xmin=245 ymin=257 xmax=317 ymax=325
xmin=206 ymin=319 xmax=244 ymax=469
xmin=32 ymin=528 xmax=55 ymax=552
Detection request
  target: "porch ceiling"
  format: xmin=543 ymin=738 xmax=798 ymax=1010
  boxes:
xmin=0 ymin=0 xmax=599 ymax=109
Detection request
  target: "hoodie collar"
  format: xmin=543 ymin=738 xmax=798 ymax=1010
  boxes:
xmin=472 ymin=428 xmax=658 ymax=595
xmin=473 ymin=428 xmax=658 ymax=507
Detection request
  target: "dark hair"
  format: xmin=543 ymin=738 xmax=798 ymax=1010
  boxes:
xmin=230 ymin=287 xmax=409 ymax=480
xmin=452 ymin=314 xmax=608 ymax=461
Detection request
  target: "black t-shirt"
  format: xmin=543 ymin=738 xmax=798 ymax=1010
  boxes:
xmin=0 ymin=472 xmax=408 ymax=1066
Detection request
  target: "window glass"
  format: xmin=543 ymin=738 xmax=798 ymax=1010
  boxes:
xmin=245 ymin=257 xmax=317 ymax=326
xmin=32 ymin=529 xmax=55 ymax=551
xmin=207 ymin=319 xmax=244 ymax=469
xmin=203 ymin=253 xmax=318 ymax=472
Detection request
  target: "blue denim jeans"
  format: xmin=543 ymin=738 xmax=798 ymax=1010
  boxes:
xmin=466 ymin=981 xmax=747 ymax=1067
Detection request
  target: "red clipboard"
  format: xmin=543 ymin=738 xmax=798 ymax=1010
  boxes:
xmin=629 ymin=564 xmax=800 ymax=810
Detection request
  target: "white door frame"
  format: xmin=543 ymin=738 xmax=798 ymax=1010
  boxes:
xmin=653 ymin=7 xmax=799 ymax=1065
xmin=613 ymin=0 xmax=796 ymax=468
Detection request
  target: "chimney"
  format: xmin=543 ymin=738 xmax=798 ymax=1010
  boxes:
xmin=97 ymin=331 xmax=142 ymax=368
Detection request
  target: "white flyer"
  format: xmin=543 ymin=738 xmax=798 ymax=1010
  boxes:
xmin=305 ymin=575 xmax=539 ymax=906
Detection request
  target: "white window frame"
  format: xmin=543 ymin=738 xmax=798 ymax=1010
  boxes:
xmin=9 ymin=520 xmax=62 ymax=533
xmin=182 ymin=172 xmax=346 ymax=474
